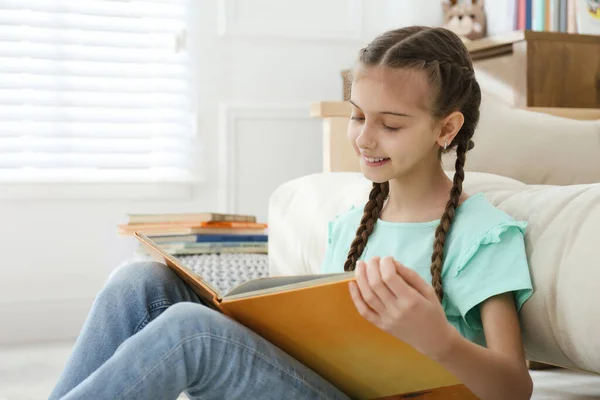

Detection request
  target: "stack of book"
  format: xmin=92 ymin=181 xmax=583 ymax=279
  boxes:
xmin=118 ymin=212 xmax=268 ymax=255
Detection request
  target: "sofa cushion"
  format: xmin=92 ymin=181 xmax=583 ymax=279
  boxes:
xmin=442 ymin=93 xmax=600 ymax=185
xmin=268 ymin=171 xmax=600 ymax=373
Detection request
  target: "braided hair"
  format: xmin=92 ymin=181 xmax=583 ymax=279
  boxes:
xmin=343 ymin=27 xmax=481 ymax=303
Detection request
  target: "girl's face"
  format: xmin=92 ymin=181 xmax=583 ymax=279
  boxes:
xmin=348 ymin=66 xmax=441 ymax=183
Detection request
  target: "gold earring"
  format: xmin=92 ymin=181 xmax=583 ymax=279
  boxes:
xmin=444 ymin=141 xmax=448 ymax=150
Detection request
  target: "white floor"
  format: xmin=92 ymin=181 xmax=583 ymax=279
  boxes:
xmin=0 ymin=342 xmax=188 ymax=400
xmin=1 ymin=342 xmax=599 ymax=400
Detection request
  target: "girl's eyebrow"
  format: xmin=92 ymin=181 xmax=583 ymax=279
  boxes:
xmin=349 ymin=99 xmax=412 ymax=118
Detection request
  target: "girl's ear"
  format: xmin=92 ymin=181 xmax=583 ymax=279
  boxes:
xmin=437 ymin=111 xmax=464 ymax=148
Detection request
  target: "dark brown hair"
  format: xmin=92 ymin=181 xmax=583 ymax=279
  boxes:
xmin=343 ymin=26 xmax=481 ymax=302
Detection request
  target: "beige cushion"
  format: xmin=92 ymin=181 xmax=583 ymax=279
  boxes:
xmin=268 ymin=171 xmax=600 ymax=373
xmin=442 ymin=94 xmax=600 ymax=185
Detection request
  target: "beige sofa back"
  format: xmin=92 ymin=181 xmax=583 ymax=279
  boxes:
xmin=442 ymin=94 xmax=600 ymax=185
xmin=268 ymin=172 xmax=600 ymax=373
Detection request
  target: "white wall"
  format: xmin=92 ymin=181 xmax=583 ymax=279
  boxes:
xmin=0 ymin=0 xmax=442 ymax=345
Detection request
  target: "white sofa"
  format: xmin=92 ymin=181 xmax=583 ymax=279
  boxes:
xmin=267 ymin=94 xmax=600 ymax=396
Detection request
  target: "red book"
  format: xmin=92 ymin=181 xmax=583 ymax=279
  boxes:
xmin=517 ymin=0 xmax=526 ymax=29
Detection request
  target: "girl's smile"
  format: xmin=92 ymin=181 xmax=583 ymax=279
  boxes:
xmin=362 ymin=155 xmax=391 ymax=167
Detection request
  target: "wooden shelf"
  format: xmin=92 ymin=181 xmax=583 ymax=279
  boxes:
xmin=465 ymin=30 xmax=525 ymax=60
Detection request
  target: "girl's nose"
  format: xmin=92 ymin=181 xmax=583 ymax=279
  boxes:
xmin=355 ymin=125 xmax=377 ymax=150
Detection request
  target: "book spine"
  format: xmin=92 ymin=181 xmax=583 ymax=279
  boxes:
xmin=510 ymin=0 xmax=518 ymax=30
xmin=165 ymin=242 xmax=269 ymax=249
xmin=216 ymin=214 xmax=257 ymax=223
xmin=553 ymin=0 xmax=560 ymax=31
xmin=567 ymin=0 xmax=577 ymax=32
xmin=127 ymin=213 xmax=257 ymax=224
xmin=526 ymin=0 xmax=533 ymax=29
xmin=200 ymin=222 xmax=268 ymax=229
xmin=559 ymin=0 xmax=568 ymax=32
xmin=168 ymin=247 xmax=268 ymax=255
xmin=118 ymin=223 xmax=267 ymax=235
xmin=137 ymin=243 xmax=268 ymax=255
xmin=194 ymin=234 xmax=268 ymax=243
xmin=532 ymin=0 xmax=546 ymax=31
xmin=518 ymin=0 xmax=527 ymax=29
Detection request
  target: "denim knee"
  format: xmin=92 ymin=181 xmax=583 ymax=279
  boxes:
xmin=94 ymin=261 xmax=172 ymax=307
xmin=157 ymin=302 xmax=225 ymax=335
xmin=107 ymin=261 xmax=171 ymax=291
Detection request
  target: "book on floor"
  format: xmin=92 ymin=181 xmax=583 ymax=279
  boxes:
xmin=126 ymin=212 xmax=257 ymax=225
xmin=148 ymin=234 xmax=268 ymax=244
xmin=134 ymin=233 xmax=476 ymax=400
xmin=118 ymin=225 xmax=266 ymax=236
xmin=135 ymin=241 xmax=268 ymax=256
xmin=160 ymin=242 xmax=268 ymax=251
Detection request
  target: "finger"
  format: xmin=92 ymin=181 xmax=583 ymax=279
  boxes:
xmin=356 ymin=258 xmax=386 ymax=315
xmin=349 ymin=281 xmax=380 ymax=325
xmin=379 ymin=258 xmax=416 ymax=299
xmin=370 ymin=256 xmax=400 ymax=304
xmin=393 ymin=260 xmax=437 ymax=301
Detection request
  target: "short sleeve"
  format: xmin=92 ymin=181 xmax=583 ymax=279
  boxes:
xmin=445 ymin=222 xmax=534 ymax=330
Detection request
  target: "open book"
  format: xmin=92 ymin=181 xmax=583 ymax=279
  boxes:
xmin=135 ymin=233 xmax=476 ymax=400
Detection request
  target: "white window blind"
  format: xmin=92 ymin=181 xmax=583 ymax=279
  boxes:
xmin=0 ymin=0 xmax=197 ymax=183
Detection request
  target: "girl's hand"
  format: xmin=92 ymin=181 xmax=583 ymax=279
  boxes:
xmin=349 ymin=256 xmax=460 ymax=360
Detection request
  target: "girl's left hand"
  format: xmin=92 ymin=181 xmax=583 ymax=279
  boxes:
xmin=349 ymin=256 xmax=459 ymax=360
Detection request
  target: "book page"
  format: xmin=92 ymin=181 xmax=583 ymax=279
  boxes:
xmin=223 ymin=272 xmax=354 ymax=301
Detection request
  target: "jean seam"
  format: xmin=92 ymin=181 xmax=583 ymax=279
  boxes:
xmin=114 ymin=333 xmax=336 ymax=400
xmin=134 ymin=299 xmax=172 ymax=333
xmin=148 ymin=299 xmax=171 ymax=312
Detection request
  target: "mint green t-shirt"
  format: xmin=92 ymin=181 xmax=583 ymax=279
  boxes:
xmin=320 ymin=192 xmax=533 ymax=347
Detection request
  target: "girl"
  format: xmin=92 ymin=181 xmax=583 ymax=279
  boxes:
xmin=50 ymin=26 xmax=533 ymax=400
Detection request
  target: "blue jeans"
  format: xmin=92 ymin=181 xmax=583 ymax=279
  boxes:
xmin=48 ymin=261 xmax=350 ymax=400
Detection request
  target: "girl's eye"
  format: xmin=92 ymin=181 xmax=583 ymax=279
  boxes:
xmin=383 ymin=124 xmax=401 ymax=132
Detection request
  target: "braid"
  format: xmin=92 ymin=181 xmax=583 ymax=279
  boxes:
xmin=435 ymin=59 xmax=474 ymax=77
xmin=343 ymin=182 xmax=389 ymax=271
xmin=430 ymin=139 xmax=468 ymax=302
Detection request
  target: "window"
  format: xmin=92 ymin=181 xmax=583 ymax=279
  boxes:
xmin=0 ymin=0 xmax=197 ymax=183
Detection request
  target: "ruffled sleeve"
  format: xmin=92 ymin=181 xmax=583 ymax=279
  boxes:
xmin=445 ymin=221 xmax=534 ymax=331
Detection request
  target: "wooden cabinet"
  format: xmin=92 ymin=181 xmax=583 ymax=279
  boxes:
xmin=513 ymin=31 xmax=600 ymax=108
xmin=470 ymin=31 xmax=600 ymax=108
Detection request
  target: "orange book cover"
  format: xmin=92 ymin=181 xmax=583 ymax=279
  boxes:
xmin=134 ymin=233 xmax=477 ymax=400
xmin=118 ymin=224 xmax=266 ymax=236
